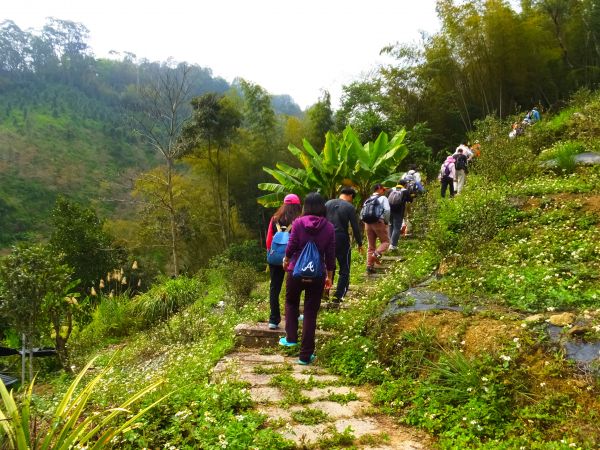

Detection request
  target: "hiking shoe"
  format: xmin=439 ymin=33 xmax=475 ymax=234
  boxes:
xmin=279 ymin=337 xmax=297 ymax=347
xmin=268 ymin=323 xmax=279 ymax=330
xmin=297 ymin=354 xmax=316 ymax=365
xmin=374 ymin=252 xmax=383 ymax=262
xmin=389 ymin=245 xmax=397 ymax=251
xmin=366 ymin=266 xmax=376 ymax=274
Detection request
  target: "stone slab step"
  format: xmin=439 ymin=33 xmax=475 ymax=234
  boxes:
xmin=235 ymin=322 xmax=333 ymax=348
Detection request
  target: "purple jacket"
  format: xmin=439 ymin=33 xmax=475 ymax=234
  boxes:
xmin=285 ymin=215 xmax=336 ymax=275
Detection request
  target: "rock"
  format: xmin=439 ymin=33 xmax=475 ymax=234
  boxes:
xmin=567 ymin=325 xmax=589 ymax=337
xmin=540 ymin=152 xmax=600 ymax=168
xmin=524 ymin=314 xmax=546 ymax=323
xmin=574 ymin=152 xmax=600 ymax=165
xmin=547 ymin=312 xmax=576 ymax=327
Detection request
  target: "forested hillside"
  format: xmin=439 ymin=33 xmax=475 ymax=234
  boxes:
xmin=0 ymin=18 xmax=300 ymax=248
xmin=2 ymin=0 xmax=600 ymax=269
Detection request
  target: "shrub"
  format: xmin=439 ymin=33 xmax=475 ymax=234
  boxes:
xmin=211 ymin=239 xmax=266 ymax=272
xmin=72 ymin=294 xmax=137 ymax=355
xmin=470 ymin=115 xmax=540 ymax=182
xmin=132 ymin=276 xmax=203 ymax=328
xmin=223 ymin=262 xmax=259 ymax=306
xmin=538 ymin=140 xmax=585 ymax=174
xmin=427 ymin=186 xmax=515 ymax=256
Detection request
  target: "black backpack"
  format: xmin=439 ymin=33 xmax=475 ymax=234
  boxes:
xmin=360 ymin=196 xmax=384 ymax=224
xmin=454 ymin=154 xmax=467 ymax=170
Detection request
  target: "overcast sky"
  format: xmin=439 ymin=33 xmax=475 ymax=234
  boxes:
xmin=3 ymin=0 xmax=440 ymax=109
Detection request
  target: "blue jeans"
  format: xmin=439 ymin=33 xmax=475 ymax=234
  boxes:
xmin=389 ymin=207 xmax=406 ymax=247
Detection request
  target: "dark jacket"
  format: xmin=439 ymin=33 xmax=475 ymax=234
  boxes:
xmin=285 ymin=215 xmax=335 ymax=275
xmin=325 ymin=199 xmax=363 ymax=246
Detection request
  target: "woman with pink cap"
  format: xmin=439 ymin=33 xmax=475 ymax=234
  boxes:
xmin=438 ymin=155 xmax=456 ymax=198
xmin=265 ymin=193 xmax=302 ymax=329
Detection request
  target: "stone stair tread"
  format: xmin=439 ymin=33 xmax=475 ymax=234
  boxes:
xmin=380 ymin=255 xmax=404 ymax=261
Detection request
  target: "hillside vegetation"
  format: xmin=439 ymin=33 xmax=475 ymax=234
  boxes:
xmin=2 ymin=1 xmax=600 ymax=447
xmin=1 ymin=88 xmax=597 ymax=450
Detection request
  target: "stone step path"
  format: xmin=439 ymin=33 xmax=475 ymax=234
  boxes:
xmin=212 ymin=351 xmax=432 ymax=449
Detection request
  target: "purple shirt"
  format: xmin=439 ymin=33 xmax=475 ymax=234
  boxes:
xmin=285 ymin=215 xmax=336 ymax=275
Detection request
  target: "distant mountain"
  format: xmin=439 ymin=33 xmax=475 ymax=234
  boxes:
xmin=0 ymin=18 xmax=301 ymax=247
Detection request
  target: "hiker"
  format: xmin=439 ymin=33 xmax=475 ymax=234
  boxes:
xmin=456 ymin=141 xmax=473 ymax=161
xmin=452 ymin=147 xmax=469 ymax=194
xmin=509 ymin=122 xmax=524 ymax=139
xmin=280 ymin=192 xmax=335 ymax=365
xmin=325 ymin=187 xmax=364 ymax=304
xmin=401 ymin=164 xmax=425 ymax=193
xmin=265 ymin=193 xmax=302 ymax=330
xmin=471 ymin=140 xmax=481 ymax=158
xmin=361 ymin=183 xmax=391 ymax=274
xmin=388 ymin=179 xmax=410 ymax=251
xmin=439 ymin=155 xmax=456 ymax=198
xmin=530 ymin=106 xmax=541 ymax=123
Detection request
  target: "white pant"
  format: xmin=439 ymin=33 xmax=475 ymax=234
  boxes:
xmin=454 ymin=169 xmax=466 ymax=194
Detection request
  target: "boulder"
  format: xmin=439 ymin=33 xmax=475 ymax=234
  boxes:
xmin=547 ymin=312 xmax=576 ymax=327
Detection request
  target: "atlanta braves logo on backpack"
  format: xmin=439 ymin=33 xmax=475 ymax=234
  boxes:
xmin=292 ymin=241 xmax=323 ymax=279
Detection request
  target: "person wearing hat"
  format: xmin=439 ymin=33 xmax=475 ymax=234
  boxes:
xmin=265 ymin=193 xmax=302 ymax=329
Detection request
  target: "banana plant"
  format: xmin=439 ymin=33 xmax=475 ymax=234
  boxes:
xmin=258 ymin=130 xmax=350 ymax=206
xmin=349 ymin=127 xmax=408 ymax=201
xmin=0 ymin=355 xmax=168 ymax=449
xmin=258 ymin=125 xmax=408 ymax=206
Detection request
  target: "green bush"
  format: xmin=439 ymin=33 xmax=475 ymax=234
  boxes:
xmin=223 ymin=262 xmax=259 ymax=306
xmin=539 ymin=140 xmax=585 ymax=174
xmin=470 ymin=115 xmax=540 ymax=182
xmin=73 ymin=294 xmax=136 ymax=353
xmin=211 ymin=239 xmax=266 ymax=272
xmin=132 ymin=276 xmax=203 ymax=328
xmin=428 ymin=186 xmax=515 ymax=256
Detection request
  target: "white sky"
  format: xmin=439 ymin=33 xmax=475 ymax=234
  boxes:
xmin=2 ymin=0 xmax=440 ymax=109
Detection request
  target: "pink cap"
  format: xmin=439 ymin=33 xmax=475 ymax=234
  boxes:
xmin=283 ymin=194 xmax=301 ymax=204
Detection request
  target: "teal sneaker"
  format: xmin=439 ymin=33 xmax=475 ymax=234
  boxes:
xmin=279 ymin=337 xmax=297 ymax=347
xmin=297 ymin=354 xmax=316 ymax=365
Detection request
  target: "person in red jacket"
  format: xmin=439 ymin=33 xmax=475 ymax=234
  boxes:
xmin=265 ymin=194 xmax=302 ymax=329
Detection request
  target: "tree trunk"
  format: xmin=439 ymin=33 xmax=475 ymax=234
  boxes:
xmin=54 ymin=311 xmax=73 ymax=373
xmin=166 ymin=158 xmax=179 ymax=276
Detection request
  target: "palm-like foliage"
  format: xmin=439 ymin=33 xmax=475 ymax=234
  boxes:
xmin=0 ymin=356 xmax=167 ymax=449
xmin=258 ymin=126 xmax=408 ymax=206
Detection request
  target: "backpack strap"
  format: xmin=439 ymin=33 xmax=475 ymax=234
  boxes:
xmin=275 ymin=222 xmax=292 ymax=233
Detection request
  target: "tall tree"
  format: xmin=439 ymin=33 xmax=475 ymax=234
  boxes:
xmin=306 ymin=91 xmax=334 ymax=150
xmin=0 ymin=244 xmax=76 ymax=374
xmin=49 ymin=196 xmax=124 ymax=294
xmin=134 ymin=61 xmax=193 ymax=275
xmin=181 ymin=93 xmax=242 ymax=247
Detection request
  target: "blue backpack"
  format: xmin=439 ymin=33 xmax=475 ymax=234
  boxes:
xmin=292 ymin=240 xmax=323 ymax=279
xmin=267 ymin=223 xmax=291 ymax=265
